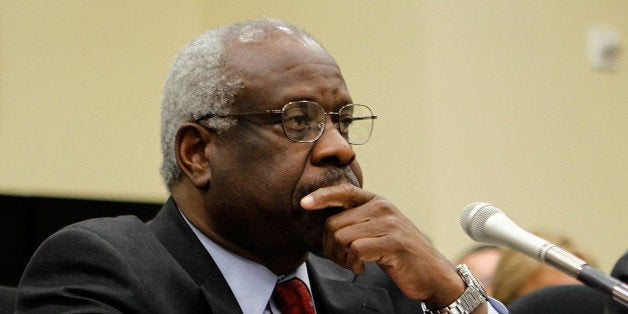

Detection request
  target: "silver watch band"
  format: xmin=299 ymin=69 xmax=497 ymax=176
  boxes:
xmin=421 ymin=264 xmax=487 ymax=314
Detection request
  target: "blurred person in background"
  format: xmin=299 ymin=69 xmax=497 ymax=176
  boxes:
xmin=492 ymin=231 xmax=597 ymax=305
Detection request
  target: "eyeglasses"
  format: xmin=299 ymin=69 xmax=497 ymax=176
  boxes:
xmin=195 ymin=101 xmax=377 ymax=145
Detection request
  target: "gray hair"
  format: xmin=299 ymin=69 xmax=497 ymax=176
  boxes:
xmin=160 ymin=18 xmax=321 ymax=191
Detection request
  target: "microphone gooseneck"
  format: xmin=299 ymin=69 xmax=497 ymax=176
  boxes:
xmin=460 ymin=202 xmax=628 ymax=308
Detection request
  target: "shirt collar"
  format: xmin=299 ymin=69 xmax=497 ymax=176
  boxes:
xmin=180 ymin=210 xmax=312 ymax=314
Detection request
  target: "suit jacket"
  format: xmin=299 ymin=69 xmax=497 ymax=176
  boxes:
xmin=611 ymin=250 xmax=628 ymax=283
xmin=17 ymin=198 xmax=423 ymax=313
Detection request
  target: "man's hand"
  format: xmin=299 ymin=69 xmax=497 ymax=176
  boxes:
xmin=300 ymin=183 xmax=485 ymax=311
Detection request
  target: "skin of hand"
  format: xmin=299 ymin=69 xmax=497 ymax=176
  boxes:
xmin=300 ymin=183 xmax=486 ymax=312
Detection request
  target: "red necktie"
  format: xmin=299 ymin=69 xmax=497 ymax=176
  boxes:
xmin=272 ymin=277 xmax=316 ymax=314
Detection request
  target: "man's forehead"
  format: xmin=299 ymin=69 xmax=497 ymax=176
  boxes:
xmin=225 ymin=30 xmax=338 ymax=82
xmin=235 ymin=25 xmax=323 ymax=51
xmin=222 ymin=26 xmax=348 ymax=110
xmin=226 ymin=27 xmax=331 ymax=65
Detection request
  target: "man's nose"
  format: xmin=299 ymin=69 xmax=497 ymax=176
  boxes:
xmin=309 ymin=118 xmax=356 ymax=167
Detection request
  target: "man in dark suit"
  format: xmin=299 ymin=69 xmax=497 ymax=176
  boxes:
xmin=17 ymin=19 xmax=504 ymax=313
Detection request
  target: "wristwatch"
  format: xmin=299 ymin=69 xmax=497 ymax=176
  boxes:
xmin=421 ymin=264 xmax=488 ymax=314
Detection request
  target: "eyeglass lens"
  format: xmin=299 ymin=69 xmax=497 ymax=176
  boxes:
xmin=281 ymin=101 xmax=374 ymax=144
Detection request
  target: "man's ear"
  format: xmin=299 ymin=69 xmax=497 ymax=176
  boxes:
xmin=175 ymin=123 xmax=212 ymax=190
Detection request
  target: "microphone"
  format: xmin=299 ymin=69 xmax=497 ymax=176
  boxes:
xmin=460 ymin=202 xmax=628 ymax=308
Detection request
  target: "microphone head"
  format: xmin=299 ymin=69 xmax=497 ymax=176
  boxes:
xmin=460 ymin=202 xmax=502 ymax=242
xmin=460 ymin=202 xmax=558 ymax=261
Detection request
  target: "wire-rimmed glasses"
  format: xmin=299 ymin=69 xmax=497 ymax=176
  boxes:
xmin=195 ymin=101 xmax=377 ymax=145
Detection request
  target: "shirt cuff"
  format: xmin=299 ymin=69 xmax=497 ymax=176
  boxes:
xmin=487 ymin=297 xmax=508 ymax=314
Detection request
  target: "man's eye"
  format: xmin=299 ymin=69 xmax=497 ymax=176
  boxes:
xmin=293 ymin=115 xmax=308 ymax=125
xmin=284 ymin=112 xmax=310 ymax=130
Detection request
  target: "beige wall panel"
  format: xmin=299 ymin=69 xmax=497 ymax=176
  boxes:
xmin=420 ymin=1 xmax=627 ymax=272
xmin=1 ymin=1 xmax=626 ymax=271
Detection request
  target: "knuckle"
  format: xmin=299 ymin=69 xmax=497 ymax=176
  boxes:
xmin=380 ymin=215 xmax=399 ymax=229
xmin=324 ymin=216 xmax=339 ymax=232
xmin=331 ymin=228 xmax=346 ymax=244
xmin=348 ymin=238 xmax=368 ymax=256
xmin=371 ymin=198 xmax=395 ymax=214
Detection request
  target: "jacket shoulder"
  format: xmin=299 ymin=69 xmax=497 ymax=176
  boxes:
xmin=17 ymin=215 xmax=205 ymax=313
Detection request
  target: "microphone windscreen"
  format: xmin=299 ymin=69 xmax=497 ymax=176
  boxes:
xmin=460 ymin=202 xmax=501 ymax=242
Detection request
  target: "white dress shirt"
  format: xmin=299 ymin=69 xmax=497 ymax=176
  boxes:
xmin=181 ymin=212 xmax=313 ymax=314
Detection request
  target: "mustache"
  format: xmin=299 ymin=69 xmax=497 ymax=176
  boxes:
xmin=295 ymin=167 xmax=360 ymax=206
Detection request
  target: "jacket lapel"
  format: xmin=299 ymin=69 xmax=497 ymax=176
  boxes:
xmin=307 ymin=254 xmax=396 ymax=313
xmin=148 ymin=198 xmax=243 ymax=313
